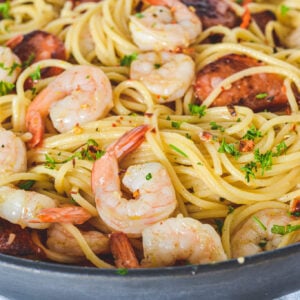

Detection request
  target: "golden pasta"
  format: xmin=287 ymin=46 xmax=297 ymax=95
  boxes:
xmin=0 ymin=0 xmax=300 ymax=268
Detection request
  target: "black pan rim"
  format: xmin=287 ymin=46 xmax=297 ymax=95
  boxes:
xmin=0 ymin=242 xmax=299 ymax=277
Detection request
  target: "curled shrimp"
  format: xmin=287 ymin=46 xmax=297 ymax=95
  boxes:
xmin=46 ymin=223 xmax=109 ymax=257
xmin=0 ymin=46 xmax=21 ymax=84
xmin=130 ymin=51 xmax=195 ymax=103
xmin=0 ymin=186 xmax=92 ymax=229
xmin=141 ymin=215 xmax=227 ymax=267
xmin=231 ymin=208 xmax=294 ymax=258
xmin=25 ymin=65 xmax=113 ymax=148
xmin=92 ymin=125 xmax=177 ymax=237
xmin=129 ymin=0 xmax=201 ymax=51
xmin=0 ymin=128 xmax=27 ymax=174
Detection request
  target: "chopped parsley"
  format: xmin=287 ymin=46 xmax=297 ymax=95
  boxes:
xmin=214 ymin=219 xmax=224 ymax=234
xmin=171 ymin=121 xmax=181 ymax=129
xmin=256 ymin=93 xmax=268 ymax=99
xmin=210 ymin=121 xmax=225 ymax=132
xmin=146 ymin=173 xmax=152 ymax=180
xmin=253 ymin=216 xmax=267 ymax=231
xmin=273 ymin=141 xmax=287 ymax=156
xmin=29 ymin=66 xmax=41 ymax=81
xmin=271 ymin=224 xmax=300 ymax=235
xmin=169 ymin=144 xmax=188 ymax=158
xmin=17 ymin=180 xmax=36 ymax=191
xmin=120 ymin=53 xmax=138 ymax=66
xmin=254 ymin=149 xmax=273 ymax=175
xmin=218 ymin=139 xmax=241 ymax=159
xmin=228 ymin=205 xmax=235 ymax=214
xmin=0 ymin=1 xmax=10 ymax=19
xmin=154 ymin=63 xmax=161 ymax=69
xmin=280 ymin=5 xmax=290 ymax=16
xmin=135 ymin=12 xmax=144 ymax=18
xmin=188 ymin=104 xmax=206 ymax=117
xmin=242 ymin=126 xmax=262 ymax=141
xmin=116 ymin=268 xmax=128 ymax=275
xmin=241 ymin=161 xmax=257 ymax=182
xmin=0 ymin=81 xmax=15 ymax=96
xmin=45 ymin=139 xmax=105 ymax=169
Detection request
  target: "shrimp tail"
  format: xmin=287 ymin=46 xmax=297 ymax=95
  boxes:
xmin=110 ymin=232 xmax=140 ymax=268
xmin=107 ymin=124 xmax=150 ymax=160
xmin=26 ymin=110 xmax=44 ymax=148
xmin=34 ymin=206 xmax=92 ymax=224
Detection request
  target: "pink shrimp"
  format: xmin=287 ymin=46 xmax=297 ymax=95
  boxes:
xmin=129 ymin=0 xmax=202 ymax=51
xmin=91 ymin=125 xmax=177 ymax=237
xmin=25 ymin=65 xmax=113 ymax=148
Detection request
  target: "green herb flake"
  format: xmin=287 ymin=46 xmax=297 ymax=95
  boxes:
xmin=242 ymin=126 xmax=262 ymax=141
xmin=254 ymin=149 xmax=273 ymax=175
xmin=22 ymin=53 xmax=36 ymax=68
xmin=146 ymin=173 xmax=152 ymax=180
xmin=135 ymin=12 xmax=144 ymax=18
xmin=241 ymin=161 xmax=257 ymax=182
xmin=280 ymin=4 xmax=290 ymax=16
xmin=117 ymin=268 xmax=128 ymax=275
xmin=185 ymin=133 xmax=192 ymax=139
xmin=210 ymin=121 xmax=225 ymax=132
xmin=273 ymin=141 xmax=287 ymax=156
xmin=169 ymin=144 xmax=188 ymax=158
xmin=45 ymin=154 xmax=57 ymax=169
xmin=120 ymin=53 xmax=138 ymax=67
xmin=253 ymin=216 xmax=267 ymax=231
xmin=154 ymin=63 xmax=161 ymax=69
xmin=271 ymin=224 xmax=300 ymax=235
xmin=0 ymin=1 xmax=10 ymax=19
xmin=258 ymin=239 xmax=267 ymax=249
xmin=0 ymin=81 xmax=15 ymax=96
xmin=218 ymin=139 xmax=241 ymax=159
xmin=256 ymin=93 xmax=268 ymax=99
xmin=215 ymin=219 xmax=224 ymax=234
xmin=30 ymin=66 xmax=41 ymax=81
xmin=228 ymin=206 xmax=235 ymax=214
xmin=171 ymin=121 xmax=181 ymax=129
xmin=18 ymin=180 xmax=36 ymax=191
xmin=188 ymin=104 xmax=206 ymax=117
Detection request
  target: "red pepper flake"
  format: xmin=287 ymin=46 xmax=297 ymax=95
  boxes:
xmin=290 ymin=197 xmax=300 ymax=214
xmin=240 ymin=6 xmax=251 ymax=29
xmin=112 ymin=123 xmax=117 ymax=127
xmin=144 ymin=113 xmax=153 ymax=118
xmin=290 ymin=123 xmax=296 ymax=132
xmin=199 ymin=131 xmax=213 ymax=142
xmin=239 ymin=139 xmax=255 ymax=152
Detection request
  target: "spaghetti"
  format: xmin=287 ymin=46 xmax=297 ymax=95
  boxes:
xmin=0 ymin=0 xmax=300 ymax=268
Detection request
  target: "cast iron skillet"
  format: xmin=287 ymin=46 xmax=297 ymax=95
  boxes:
xmin=0 ymin=243 xmax=299 ymax=300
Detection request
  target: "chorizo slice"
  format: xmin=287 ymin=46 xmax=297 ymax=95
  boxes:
xmin=194 ymin=54 xmax=292 ymax=112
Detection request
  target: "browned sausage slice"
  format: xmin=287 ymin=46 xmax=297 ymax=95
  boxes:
xmin=194 ymin=54 xmax=291 ymax=112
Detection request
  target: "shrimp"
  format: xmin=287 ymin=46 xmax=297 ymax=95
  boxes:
xmin=46 ymin=223 xmax=109 ymax=257
xmin=130 ymin=51 xmax=195 ymax=103
xmin=0 ymin=128 xmax=27 ymax=174
xmin=25 ymin=65 xmax=113 ymax=148
xmin=109 ymin=231 xmax=140 ymax=268
xmin=129 ymin=0 xmax=201 ymax=51
xmin=231 ymin=208 xmax=294 ymax=258
xmin=0 ymin=46 xmax=21 ymax=84
xmin=0 ymin=186 xmax=92 ymax=229
xmin=141 ymin=215 xmax=227 ymax=267
xmin=92 ymin=125 xmax=177 ymax=237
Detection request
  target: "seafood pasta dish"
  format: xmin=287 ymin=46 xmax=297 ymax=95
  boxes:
xmin=0 ymin=0 xmax=300 ymax=269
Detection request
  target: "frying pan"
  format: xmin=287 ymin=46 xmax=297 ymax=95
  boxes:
xmin=0 ymin=243 xmax=299 ymax=300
